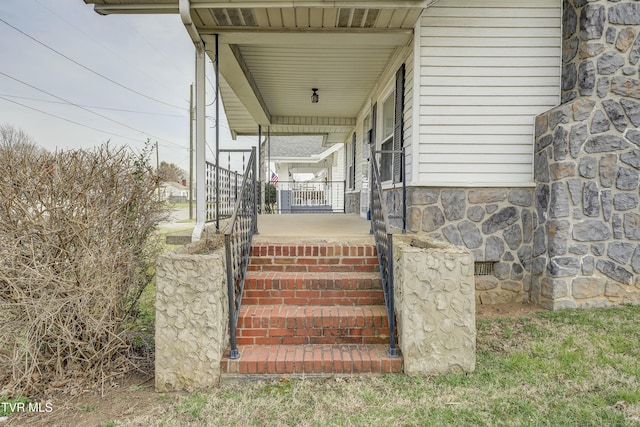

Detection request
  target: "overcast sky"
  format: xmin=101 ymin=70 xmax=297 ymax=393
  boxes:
xmin=0 ymin=0 xmax=254 ymax=174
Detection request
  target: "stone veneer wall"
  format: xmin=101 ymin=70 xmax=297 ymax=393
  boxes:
xmin=393 ymin=236 xmax=475 ymax=374
xmin=385 ymin=187 xmax=534 ymax=304
xmin=155 ymin=235 xmax=228 ymax=391
xmin=345 ymin=191 xmax=361 ymax=215
xmin=531 ymin=0 xmax=640 ymax=309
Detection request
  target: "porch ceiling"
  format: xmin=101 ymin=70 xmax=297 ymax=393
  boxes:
xmin=84 ymin=1 xmax=432 ymax=144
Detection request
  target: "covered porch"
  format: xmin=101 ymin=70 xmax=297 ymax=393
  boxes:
xmin=84 ymin=0 xmax=430 ymax=238
xmin=84 ymin=0 xmax=478 ymax=386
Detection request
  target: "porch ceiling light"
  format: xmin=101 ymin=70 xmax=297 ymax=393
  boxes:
xmin=311 ymin=88 xmax=319 ymax=104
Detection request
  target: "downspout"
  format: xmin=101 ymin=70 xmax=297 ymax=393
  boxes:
xmin=180 ymin=0 xmax=207 ymax=241
xmin=179 ymin=0 xmax=201 ymax=47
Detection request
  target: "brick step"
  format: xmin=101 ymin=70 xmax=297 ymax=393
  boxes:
xmin=250 ymin=242 xmax=378 ymax=258
xmin=243 ymin=272 xmax=384 ymax=306
xmin=221 ymin=344 xmax=402 ymax=376
xmin=236 ymin=305 xmax=390 ymax=345
xmin=222 ymin=241 xmax=402 ymax=378
xmin=248 ymin=242 xmax=379 ymax=273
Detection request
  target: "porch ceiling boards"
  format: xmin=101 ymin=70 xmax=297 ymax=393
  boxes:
xmin=84 ymin=1 xmax=431 ymax=144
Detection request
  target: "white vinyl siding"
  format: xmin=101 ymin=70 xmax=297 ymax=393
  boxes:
xmin=403 ymin=50 xmax=415 ymax=185
xmin=417 ymin=0 xmax=561 ymax=186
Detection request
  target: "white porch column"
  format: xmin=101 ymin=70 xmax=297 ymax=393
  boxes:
xmin=192 ymin=45 xmax=206 ymax=241
xmin=181 ymin=0 xmax=207 ymax=241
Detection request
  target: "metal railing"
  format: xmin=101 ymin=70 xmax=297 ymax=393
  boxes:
xmin=206 ymin=149 xmax=254 ymax=230
xmin=224 ymin=147 xmax=258 ymax=359
xmin=370 ymin=146 xmax=398 ymax=357
xmin=374 ymin=148 xmax=407 ymax=233
xmin=265 ymin=180 xmax=345 ymax=214
xmin=205 ymin=161 xmax=242 ymax=222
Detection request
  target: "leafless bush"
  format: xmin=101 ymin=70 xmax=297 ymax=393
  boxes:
xmin=0 ymin=139 xmax=169 ymax=396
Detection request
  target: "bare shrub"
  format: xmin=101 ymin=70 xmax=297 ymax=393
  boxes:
xmin=0 ymin=139 xmax=169 ymax=396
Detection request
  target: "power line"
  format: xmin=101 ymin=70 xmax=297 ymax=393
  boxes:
xmin=34 ymin=0 xmax=179 ymax=93
xmin=0 ymin=16 xmax=187 ymax=111
xmin=0 ymin=94 xmax=187 ymax=153
xmin=0 ymin=71 xmax=184 ymax=149
xmin=0 ymin=95 xmax=142 ymax=142
xmin=0 ymin=93 xmax=187 ymax=118
xmin=130 ymin=17 xmax=191 ymax=78
xmin=206 ymin=140 xmax=216 ymax=162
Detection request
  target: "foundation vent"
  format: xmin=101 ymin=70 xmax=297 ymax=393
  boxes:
xmin=474 ymin=261 xmax=494 ymax=276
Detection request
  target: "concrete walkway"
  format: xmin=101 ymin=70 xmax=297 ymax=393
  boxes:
xmin=254 ymin=213 xmax=372 ymax=243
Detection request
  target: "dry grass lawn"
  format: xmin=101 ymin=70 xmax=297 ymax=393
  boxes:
xmin=7 ymin=304 xmax=640 ymax=427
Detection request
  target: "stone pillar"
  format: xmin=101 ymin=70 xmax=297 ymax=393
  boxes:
xmin=532 ymin=0 xmax=640 ymax=309
xmin=394 ymin=236 xmax=476 ymax=374
xmin=155 ymin=236 xmax=228 ymax=391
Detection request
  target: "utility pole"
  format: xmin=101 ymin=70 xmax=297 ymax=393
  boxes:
xmin=189 ymin=84 xmax=194 ymax=220
xmin=155 ymin=140 xmax=159 ymax=171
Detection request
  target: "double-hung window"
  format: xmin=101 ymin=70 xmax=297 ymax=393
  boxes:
xmin=379 ymin=64 xmax=405 ymax=183
xmin=380 ymin=94 xmax=394 ymax=182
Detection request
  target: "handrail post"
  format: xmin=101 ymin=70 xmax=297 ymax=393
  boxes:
xmin=387 ymin=232 xmax=397 ymax=357
xmin=402 ymin=147 xmax=406 ymax=234
xmin=224 ymin=148 xmax=257 ymax=361
xmin=369 ymin=145 xmax=398 ymax=358
xmin=369 ymin=144 xmax=374 ymax=235
xmin=225 ymin=232 xmax=239 ymax=359
xmin=252 ymin=146 xmax=258 ymax=234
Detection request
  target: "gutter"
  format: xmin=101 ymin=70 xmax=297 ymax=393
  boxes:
xmin=179 ymin=0 xmax=203 ymax=50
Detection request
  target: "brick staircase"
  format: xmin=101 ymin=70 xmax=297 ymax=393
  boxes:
xmin=220 ymin=241 xmax=402 ymax=379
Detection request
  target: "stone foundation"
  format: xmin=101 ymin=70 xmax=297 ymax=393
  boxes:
xmin=385 ymin=186 xmax=533 ymax=304
xmin=345 ymin=191 xmax=360 ymax=215
xmin=155 ymin=232 xmax=228 ymax=391
xmin=531 ymin=0 xmax=640 ymax=310
xmin=393 ymin=236 xmax=475 ymax=374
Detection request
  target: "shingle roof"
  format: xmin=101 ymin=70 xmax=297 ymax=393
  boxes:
xmin=265 ymin=135 xmax=332 ymax=159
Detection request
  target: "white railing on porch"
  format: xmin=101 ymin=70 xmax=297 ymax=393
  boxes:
xmin=266 ymin=180 xmax=345 ymax=213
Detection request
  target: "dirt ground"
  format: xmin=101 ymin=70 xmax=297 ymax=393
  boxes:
xmin=4 ymin=302 xmax=545 ymax=427
xmin=475 ymin=301 xmax=545 ymax=321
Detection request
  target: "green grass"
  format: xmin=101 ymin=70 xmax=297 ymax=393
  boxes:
xmin=122 ymin=305 xmax=640 ymax=427
xmin=175 ymin=392 xmax=208 ymax=420
xmin=0 ymin=396 xmax=30 ymax=416
xmin=77 ymin=404 xmax=98 ymax=413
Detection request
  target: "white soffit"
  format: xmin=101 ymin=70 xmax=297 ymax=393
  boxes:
xmin=85 ymin=1 xmax=425 ymax=141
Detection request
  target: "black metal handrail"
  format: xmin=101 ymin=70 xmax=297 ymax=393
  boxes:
xmin=370 ymin=146 xmax=398 ymax=357
xmin=374 ymin=148 xmax=406 ymax=233
xmin=224 ymin=147 xmax=258 ymax=359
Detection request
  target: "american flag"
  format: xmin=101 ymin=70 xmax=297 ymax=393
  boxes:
xmin=269 ymin=171 xmax=278 ymax=185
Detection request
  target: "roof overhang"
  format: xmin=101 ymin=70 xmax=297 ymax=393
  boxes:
xmin=84 ymin=0 xmax=432 ymax=143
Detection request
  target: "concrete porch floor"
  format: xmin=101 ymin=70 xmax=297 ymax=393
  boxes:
xmin=254 ymin=213 xmax=373 ymax=243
